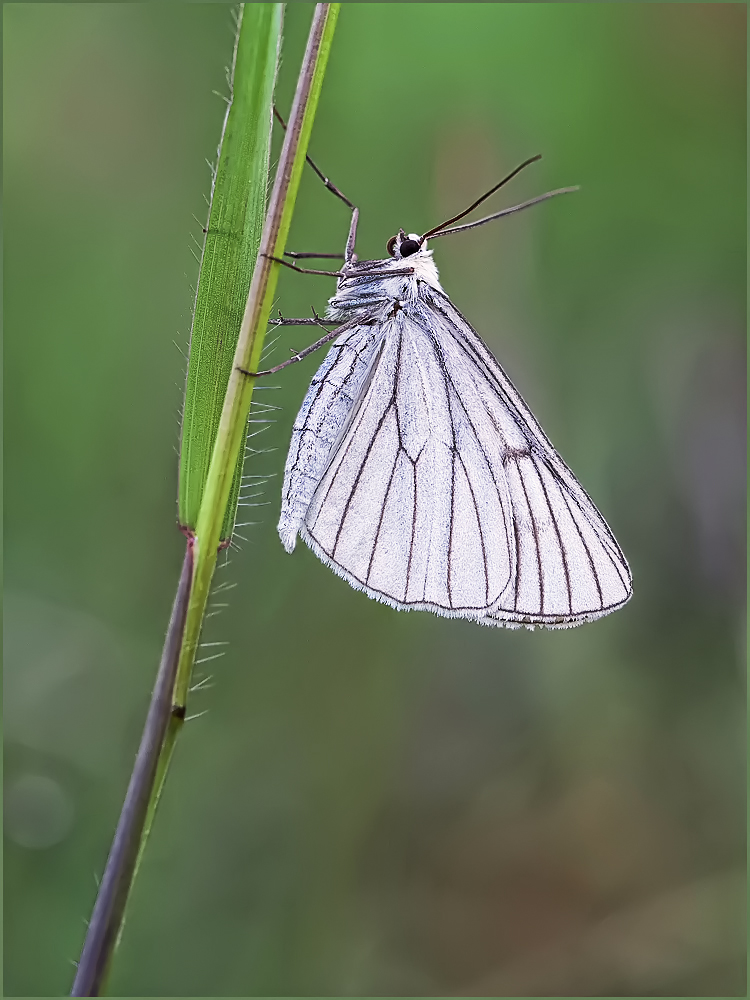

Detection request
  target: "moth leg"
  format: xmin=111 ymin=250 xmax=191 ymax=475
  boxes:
xmin=262 ymin=254 xmax=344 ymax=277
xmin=263 ymin=313 xmax=336 ymax=372
xmin=274 ymin=107 xmax=356 ymax=212
xmin=349 ymin=268 xmax=415 ymax=278
xmin=239 ymin=327 xmax=339 ymax=378
xmin=274 ymin=106 xmax=359 ymax=264
xmin=283 ymin=252 xmax=344 ymax=261
xmin=268 ymin=315 xmax=336 ymax=327
xmin=238 ymin=315 xmax=369 ymax=378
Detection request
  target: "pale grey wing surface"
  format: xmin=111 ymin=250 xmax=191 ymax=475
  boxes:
xmin=278 ymin=322 xmax=384 ymax=552
xmin=299 ymin=310 xmax=518 ymax=617
xmin=425 ymin=288 xmax=632 ymax=627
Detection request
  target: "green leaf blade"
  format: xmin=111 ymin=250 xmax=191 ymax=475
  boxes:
xmin=178 ymin=2 xmax=283 ymax=540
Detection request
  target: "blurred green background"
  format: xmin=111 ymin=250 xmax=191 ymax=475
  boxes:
xmin=4 ymin=4 xmax=746 ymax=996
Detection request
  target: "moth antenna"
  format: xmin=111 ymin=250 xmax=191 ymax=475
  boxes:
xmin=427 ymin=187 xmax=579 ymax=241
xmin=420 ymin=154 xmax=542 ymax=242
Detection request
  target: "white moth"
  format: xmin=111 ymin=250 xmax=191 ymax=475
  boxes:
xmin=263 ymin=154 xmax=632 ymax=629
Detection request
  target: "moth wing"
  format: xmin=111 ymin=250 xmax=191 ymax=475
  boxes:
xmin=278 ymin=323 xmax=382 ymax=553
xmin=300 ymin=311 xmax=518 ymax=617
xmin=429 ymin=291 xmax=632 ymax=627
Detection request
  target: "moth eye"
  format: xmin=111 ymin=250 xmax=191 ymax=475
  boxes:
xmin=399 ymin=238 xmax=421 ymax=257
xmin=386 ymin=235 xmax=398 ymax=257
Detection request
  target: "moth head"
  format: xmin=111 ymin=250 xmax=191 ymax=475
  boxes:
xmin=386 ymin=229 xmax=424 ymax=259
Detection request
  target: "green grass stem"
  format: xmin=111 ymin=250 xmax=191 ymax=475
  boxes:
xmin=71 ymin=5 xmax=340 ymax=994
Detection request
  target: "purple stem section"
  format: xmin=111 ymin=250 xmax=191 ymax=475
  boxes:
xmin=70 ymin=543 xmax=194 ymax=996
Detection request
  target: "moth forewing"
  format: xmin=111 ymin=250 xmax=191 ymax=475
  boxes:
xmin=276 ymin=208 xmax=632 ymax=629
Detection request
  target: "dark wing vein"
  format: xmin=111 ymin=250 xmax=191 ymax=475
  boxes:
xmin=332 ymin=400 xmax=395 ymax=558
xmin=516 ymin=458 xmax=545 ymax=614
xmin=447 ymin=449 xmax=456 ymax=607
xmin=548 ymin=453 xmax=630 ymax=593
xmin=365 ymin=432 xmax=402 ymax=587
xmin=457 ymin=453 xmax=490 ymax=606
xmin=558 ymin=479 xmax=604 ymax=606
xmin=531 ymin=455 xmax=572 ymax=614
